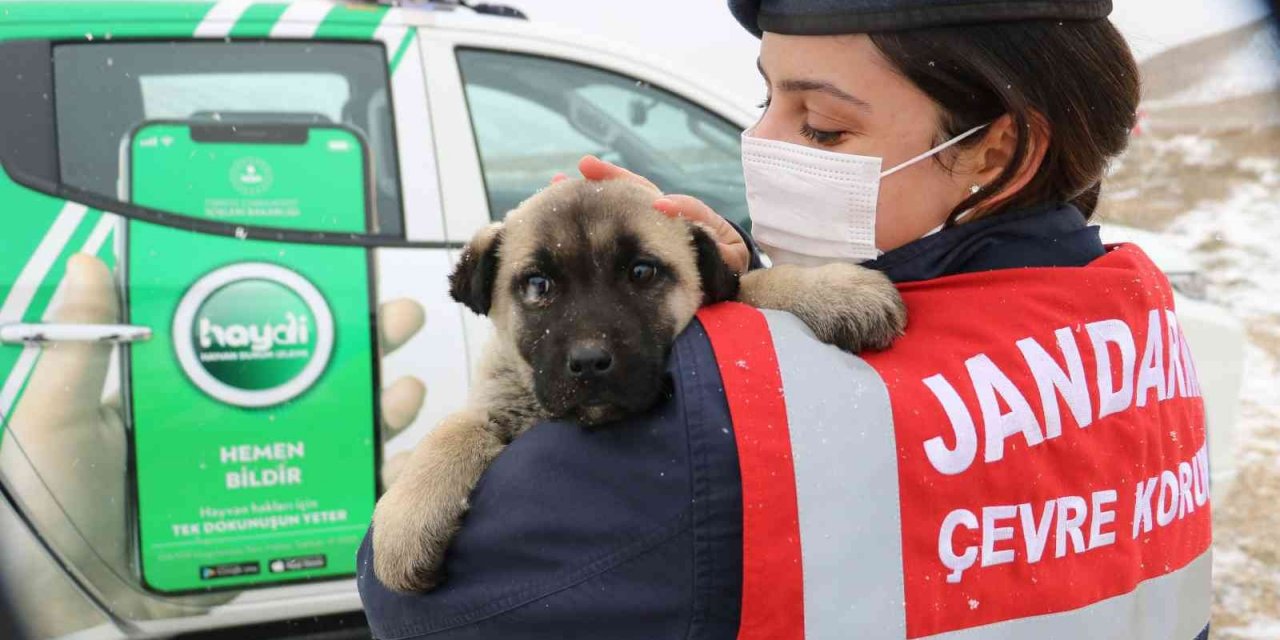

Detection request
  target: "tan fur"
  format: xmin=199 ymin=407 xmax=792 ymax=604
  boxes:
xmin=372 ymin=339 xmax=539 ymax=592
xmin=372 ymin=408 xmax=503 ymax=592
xmin=739 ymin=263 xmax=907 ymax=352
xmin=372 ymin=180 xmax=907 ymax=593
xmin=493 ymin=181 xmax=704 ymax=338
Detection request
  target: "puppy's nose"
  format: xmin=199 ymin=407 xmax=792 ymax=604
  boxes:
xmin=567 ymin=344 xmax=614 ymax=378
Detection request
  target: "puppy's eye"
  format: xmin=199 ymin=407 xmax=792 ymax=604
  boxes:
xmin=629 ymin=261 xmax=658 ymax=284
xmin=523 ymin=274 xmax=553 ymax=302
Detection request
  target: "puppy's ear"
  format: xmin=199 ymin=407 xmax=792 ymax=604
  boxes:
xmin=690 ymin=224 xmax=740 ymax=305
xmin=449 ymin=224 xmax=504 ymax=315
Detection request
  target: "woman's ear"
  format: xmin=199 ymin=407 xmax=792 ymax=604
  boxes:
xmin=959 ymin=112 xmax=1051 ymax=211
xmin=690 ymin=224 xmax=740 ymax=305
xmin=448 ymin=223 xmax=504 ymax=316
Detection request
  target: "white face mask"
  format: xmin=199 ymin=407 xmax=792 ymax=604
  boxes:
xmin=741 ymin=123 xmax=989 ymax=266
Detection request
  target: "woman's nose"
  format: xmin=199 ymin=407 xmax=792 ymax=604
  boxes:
xmin=746 ymin=108 xmax=794 ymax=145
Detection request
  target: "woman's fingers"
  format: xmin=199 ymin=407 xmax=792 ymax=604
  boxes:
xmin=545 ymin=159 xmax=750 ymax=274
xmin=577 ymin=155 xmax=661 ymax=192
xmin=653 ymin=195 xmax=724 ymax=229
xmin=545 ymin=155 xmax=660 ymax=194
xmin=13 ymin=254 xmax=120 ymax=435
xmin=378 ymin=298 xmax=425 ymax=356
xmin=381 ymin=376 xmax=426 ymax=441
xmin=654 ymin=195 xmax=750 ymax=275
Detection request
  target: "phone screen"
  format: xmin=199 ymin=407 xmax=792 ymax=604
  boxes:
xmin=125 ymin=121 xmax=378 ymax=593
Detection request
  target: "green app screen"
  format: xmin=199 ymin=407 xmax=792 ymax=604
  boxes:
xmin=127 ymin=122 xmax=377 ymax=593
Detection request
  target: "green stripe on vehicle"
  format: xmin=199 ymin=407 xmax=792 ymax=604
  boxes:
xmin=97 ymin=225 xmax=118 ymax=272
xmin=19 ymin=210 xmax=102 ymax=326
xmin=0 ymin=201 xmax=74 ymax=312
xmin=0 ymin=186 xmax=69 ymax=389
xmin=0 ymin=2 xmax=213 ymax=24
xmin=0 ymin=199 xmax=93 ymax=426
xmin=0 ymin=2 xmax=402 ymax=42
xmin=389 ymin=28 xmax=416 ymax=74
xmin=228 ymin=3 xmax=291 ymax=38
xmin=312 ymin=3 xmax=387 ymax=40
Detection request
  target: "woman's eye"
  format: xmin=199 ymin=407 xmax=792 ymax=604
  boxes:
xmin=523 ymin=275 xmax=553 ymax=302
xmin=756 ymin=96 xmax=772 ymax=110
xmin=800 ymin=123 xmax=844 ymax=146
xmin=629 ymin=261 xmax=658 ymax=284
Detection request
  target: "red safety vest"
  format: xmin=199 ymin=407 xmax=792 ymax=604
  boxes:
xmin=699 ymin=244 xmax=1211 ymax=639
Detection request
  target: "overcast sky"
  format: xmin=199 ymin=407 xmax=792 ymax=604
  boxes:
xmin=512 ymin=0 xmax=1272 ymax=106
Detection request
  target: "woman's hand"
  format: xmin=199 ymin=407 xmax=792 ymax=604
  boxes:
xmin=0 ymin=254 xmax=236 ymax=624
xmin=0 ymin=253 xmax=428 ymax=625
xmin=554 ymin=155 xmax=751 ymax=276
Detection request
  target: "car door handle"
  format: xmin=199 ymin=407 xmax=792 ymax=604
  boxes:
xmin=0 ymin=323 xmax=153 ymax=344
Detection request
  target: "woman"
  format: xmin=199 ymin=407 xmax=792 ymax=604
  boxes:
xmin=358 ymin=1 xmax=1212 ymax=638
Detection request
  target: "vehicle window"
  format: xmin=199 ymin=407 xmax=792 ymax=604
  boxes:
xmin=463 ymin=84 xmax=600 ymax=215
xmin=457 ymin=49 xmax=749 ymax=229
xmin=53 ymin=41 xmax=404 ymax=236
xmin=137 ymin=73 xmax=351 ymax=123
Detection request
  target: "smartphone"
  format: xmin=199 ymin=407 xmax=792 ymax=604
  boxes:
xmin=120 ymin=121 xmax=380 ymax=593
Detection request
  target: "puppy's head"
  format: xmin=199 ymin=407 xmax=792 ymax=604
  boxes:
xmin=449 ymin=179 xmax=739 ymax=425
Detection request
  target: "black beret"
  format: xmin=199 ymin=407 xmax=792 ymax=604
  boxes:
xmin=729 ymin=0 xmax=1113 ymax=36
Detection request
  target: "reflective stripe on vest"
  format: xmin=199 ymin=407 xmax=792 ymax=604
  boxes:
xmin=701 ymin=306 xmax=906 ymax=639
xmin=698 ymin=245 xmax=1212 ymax=639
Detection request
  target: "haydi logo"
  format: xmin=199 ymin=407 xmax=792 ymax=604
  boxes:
xmin=174 ymin=263 xmax=333 ymax=408
xmin=198 ymin=313 xmax=311 ymax=354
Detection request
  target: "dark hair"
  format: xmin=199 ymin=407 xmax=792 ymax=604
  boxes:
xmin=870 ymin=19 xmax=1140 ymax=222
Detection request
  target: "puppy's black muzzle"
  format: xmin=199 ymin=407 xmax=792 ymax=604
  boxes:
xmin=534 ymin=338 xmax=669 ymax=426
xmin=566 ymin=344 xmax=614 ymax=378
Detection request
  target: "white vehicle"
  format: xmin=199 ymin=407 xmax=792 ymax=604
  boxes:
xmin=0 ymin=1 xmax=1245 ymax=638
xmin=1096 ymin=224 xmax=1246 ymax=498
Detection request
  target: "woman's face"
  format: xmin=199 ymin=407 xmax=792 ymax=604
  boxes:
xmin=754 ymin=32 xmax=977 ymax=252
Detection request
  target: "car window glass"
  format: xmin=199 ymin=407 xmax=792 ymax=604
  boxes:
xmin=52 ymin=41 xmax=403 ymax=236
xmin=457 ymin=49 xmax=749 ymax=230
xmin=464 ymin=85 xmax=598 ymax=215
xmin=138 ymin=73 xmax=351 ymax=123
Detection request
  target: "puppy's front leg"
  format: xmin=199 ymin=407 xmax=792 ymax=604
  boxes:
xmin=372 ymin=409 xmax=506 ymax=592
xmin=738 ymin=263 xmax=907 ymax=352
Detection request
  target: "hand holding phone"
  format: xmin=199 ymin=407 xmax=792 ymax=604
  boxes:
xmin=2 ymin=252 xmax=427 ymax=612
xmin=121 ymin=121 xmax=392 ymax=592
xmin=1 ymin=253 xmax=234 ymax=621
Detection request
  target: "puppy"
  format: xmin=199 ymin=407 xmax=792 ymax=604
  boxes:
xmin=372 ymin=179 xmax=905 ymax=592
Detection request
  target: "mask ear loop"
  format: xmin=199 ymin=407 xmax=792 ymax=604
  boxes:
xmin=879 ymin=122 xmax=991 ymax=178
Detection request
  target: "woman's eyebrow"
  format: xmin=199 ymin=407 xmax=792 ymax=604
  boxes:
xmin=756 ymin=58 xmax=871 ymax=111
xmin=778 ymin=79 xmax=872 ymax=111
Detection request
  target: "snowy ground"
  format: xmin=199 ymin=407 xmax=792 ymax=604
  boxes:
xmin=1100 ymin=126 xmax=1280 ymax=639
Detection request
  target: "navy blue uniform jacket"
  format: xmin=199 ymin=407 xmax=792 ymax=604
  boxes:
xmin=357 ymin=203 xmax=1150 ymax=639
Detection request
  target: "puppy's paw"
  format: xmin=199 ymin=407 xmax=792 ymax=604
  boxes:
xmin=371 ymin=488 xmax=459 ymax=593
xmin=740 ymin=263 xmax=907 ymax=353
xmin=370 ymin=408 xmax=508 ymax=593
xmin=803 ymin=263 xmax=906 ymax=352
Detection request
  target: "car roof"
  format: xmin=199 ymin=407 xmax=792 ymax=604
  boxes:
xmin=0 ymin=1 xmax=386 ymax=26
xmin=0 ymin=1 xmax=757 ymax=125
xmin=0 ymin=1 xmax=636 ymax=53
